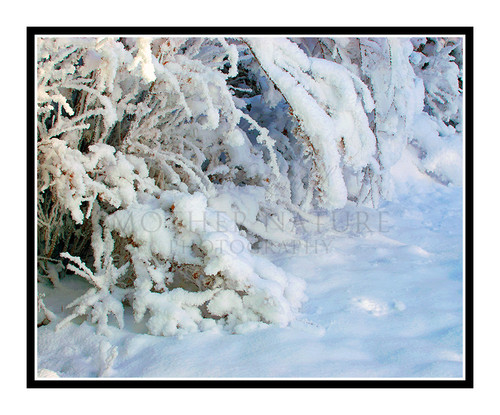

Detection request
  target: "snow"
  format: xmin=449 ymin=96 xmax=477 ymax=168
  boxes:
xmin=34 ymin=35 xmax=465 ymax=380
xmin=128 ymin=37 xmax=156 ymax=83
xmin=37 ymin=169 xmax=463 ymax=378
xmin=246 ymin=38 xmax=349 ymax=208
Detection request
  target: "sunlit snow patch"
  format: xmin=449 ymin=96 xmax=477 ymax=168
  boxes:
xmin=353 ymin=297 xmax=389 ymax=316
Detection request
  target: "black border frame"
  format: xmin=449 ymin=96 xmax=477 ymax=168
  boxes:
xmin=27 ymin=26 xmax=473 ymax=388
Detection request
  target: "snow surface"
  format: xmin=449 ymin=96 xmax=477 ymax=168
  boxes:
xmin=37 ymin=155 xmax=463 ymax=378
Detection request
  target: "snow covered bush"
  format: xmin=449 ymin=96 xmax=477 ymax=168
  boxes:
xmin=37 ymin=36 xmax=463 ymax=336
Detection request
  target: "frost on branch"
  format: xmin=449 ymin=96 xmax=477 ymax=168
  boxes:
xmin=245 ymin=37 xmax=378 ymax=208
xmin=37 ymin=36 xmax=463 ymax=336
xmin=103 ymin=191 xmax=305 ymax=335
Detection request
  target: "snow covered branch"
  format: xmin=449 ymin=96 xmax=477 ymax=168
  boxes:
xmin=37 ymin=36 xmax=463 ymax=337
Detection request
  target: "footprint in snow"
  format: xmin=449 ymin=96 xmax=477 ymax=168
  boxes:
xmin=353 ymin=298 xmax=406 ymax=316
